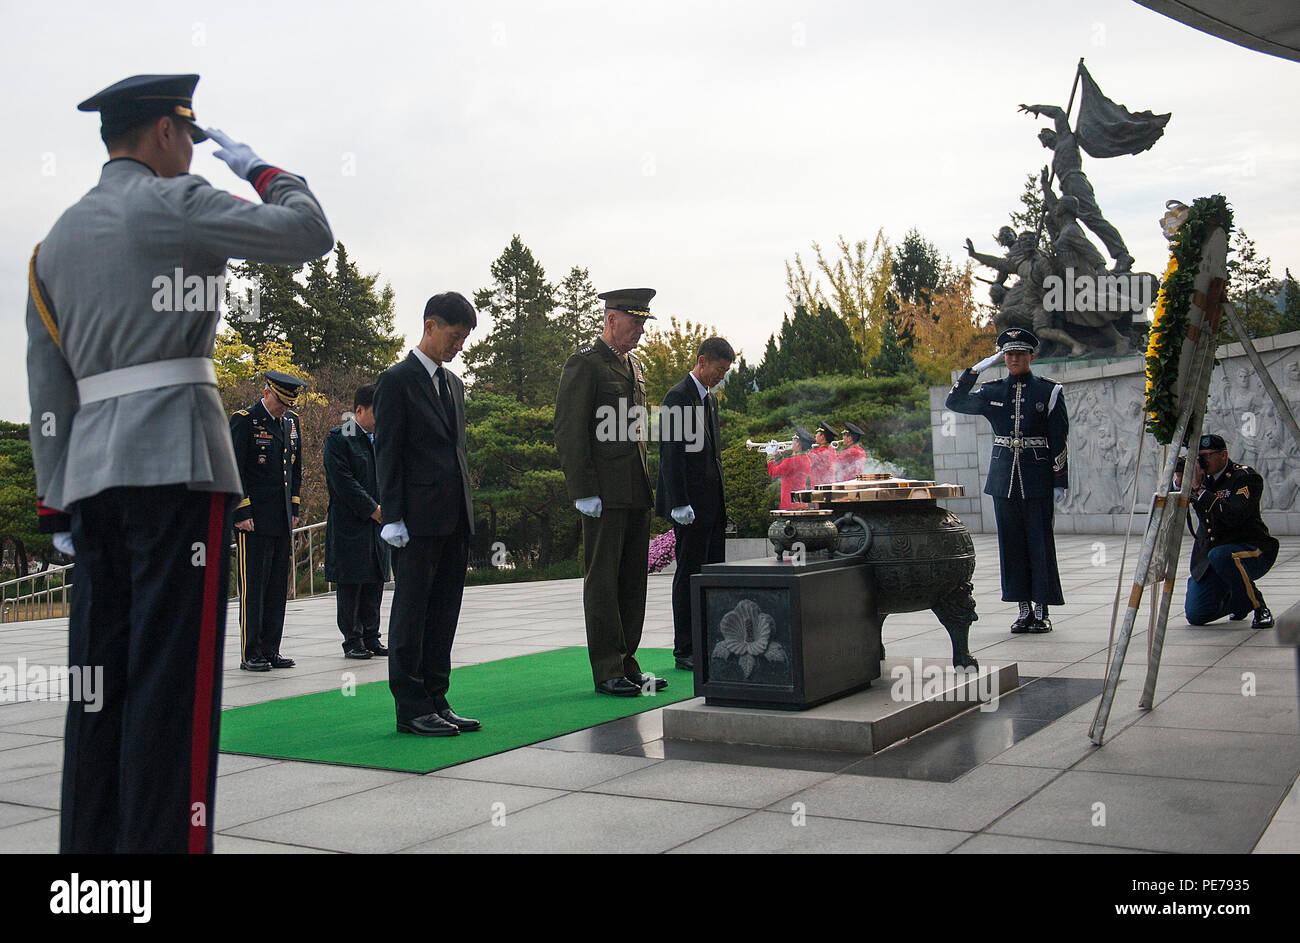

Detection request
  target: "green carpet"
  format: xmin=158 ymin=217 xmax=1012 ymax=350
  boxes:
xmin=219 ymin=647 xmax=694 ymax=773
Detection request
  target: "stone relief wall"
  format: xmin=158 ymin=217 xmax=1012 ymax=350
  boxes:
xmin=930 ymin=330 xmax=1300 ymax=535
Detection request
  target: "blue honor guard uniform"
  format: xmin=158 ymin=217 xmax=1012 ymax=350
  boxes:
xmin=946 ymin=329 xmax=1068 ymax=632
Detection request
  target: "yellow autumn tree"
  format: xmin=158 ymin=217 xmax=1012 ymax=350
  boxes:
xmin=214 ymin=329 xmax=324 ymax=405
xmin=785 ymin=231 xmax=893 ymax=369
xmin=900 ymin=267 xmax=996 ymax=384
xmin=637 ymin=316 xmax=720 ymax=406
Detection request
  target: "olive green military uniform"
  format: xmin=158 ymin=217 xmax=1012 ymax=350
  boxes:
xmin=555 ymin=337 xmax=654 ymax=684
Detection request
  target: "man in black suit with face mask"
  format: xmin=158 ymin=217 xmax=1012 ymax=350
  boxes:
xmin=373 ymin=293 xmax=480 ymax=736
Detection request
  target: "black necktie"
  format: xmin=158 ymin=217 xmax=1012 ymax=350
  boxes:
xmin=434 ymin=366 xmax=455 ymax=422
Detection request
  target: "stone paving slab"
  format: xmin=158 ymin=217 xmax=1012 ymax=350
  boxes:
xmin=399 ymin=791 xmax=749 ymax=854
xmin=430 ymin=747 xmax=660 ymax=791
xmin=989 ymin=770 xmax=1287 ymax=853
xmin=775 ymin=763 xmax=1060 ymax=832
xmin=226 ymin=775 xmax=565 ymax=853
xmin=668 ymin=810 xmax=970 ymax=854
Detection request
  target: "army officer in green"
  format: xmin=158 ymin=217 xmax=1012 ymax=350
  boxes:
xmin=555 ymin=288 xmax=668 ymax=697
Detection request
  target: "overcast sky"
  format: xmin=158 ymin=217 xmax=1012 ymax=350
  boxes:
xmin=2 ymin=0 xmax=1298 ymax=422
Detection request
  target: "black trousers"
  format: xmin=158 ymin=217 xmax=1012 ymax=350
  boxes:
xmin=236 ymin=530 xmax=290 ymax=662
xmin=387 ymin=519 xmax=468 ymax=723
xmin=582 ymin=507 xmax=650 ymax=684
xmin=336 ymin=581 xmax=384 ymax=652
xmin=992 ymin=495 xmax=1064 ymax=606
xmin=671 ymin=515 xmax=726 ymax=657
xmin=63 ymin=485 xmax=232 ymax=854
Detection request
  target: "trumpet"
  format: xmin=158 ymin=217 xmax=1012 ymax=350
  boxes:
xmin=745 ymin=438 xmax=795 ymax=453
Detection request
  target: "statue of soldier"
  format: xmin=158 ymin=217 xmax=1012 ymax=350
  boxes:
xmin=1019 ymin=103 xmax=1134 ymax=273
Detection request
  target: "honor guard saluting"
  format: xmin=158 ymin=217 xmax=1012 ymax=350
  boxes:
xmin=946 ymin=328 xmax=1068 ymax=633
xmin=1182 ymin=434 xmax=1277 ymax=629
xmin=809 ymin=421 xmax=838 ymax=485
xmin=837 ymin=422 xmax=868 ymax=479
xmin=766 ymin=427 xmax=813 ymax=510
xmin=232 ymin=371 xmax=306 ymax=671
xmin=25 ymin=74 xmax=332 ymax=853
xmin=555 ymin=288 xmax=666 ymax=697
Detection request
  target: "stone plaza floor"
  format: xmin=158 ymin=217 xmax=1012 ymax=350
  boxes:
xmin=0 ymin=533 xmax=1296 ymax=854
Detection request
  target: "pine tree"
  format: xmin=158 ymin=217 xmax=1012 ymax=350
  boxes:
xmin=1279 ymin=268 xmax=1300 ymax=335
xmin=555 ymin=266 xmax=603 ymax=353
xmin=225 ymin=243 xmax=401 ymax=375
xmin=1008 ymin=171 xmax=1046 ymax=249
xmin=869 ymin=317 xmax=914 ymax=377
xmin=1225 ymin=228 xmax=1278 ymax=340
xmin=462 ymin=235 xmax=567 ymax=406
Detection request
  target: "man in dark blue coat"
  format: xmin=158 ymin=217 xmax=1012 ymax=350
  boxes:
xmin=655 ymin=336 xmax=734 ymax=670
xmin=946 ymin=328 xmax=1068 ymax=632
xmin=324 ymin=384 xmax=391 ymax=658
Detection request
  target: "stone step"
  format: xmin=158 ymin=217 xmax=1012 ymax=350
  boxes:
xmin=663 ymin=657 xmax=1020 ymax=754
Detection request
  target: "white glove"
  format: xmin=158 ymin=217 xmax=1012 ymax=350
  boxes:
xmin=765 ymin=444 xmax=780 ymax=457
xmin=671 ymin=505 xmax=696 ymax=525
xmin=1054 ymin=487 xmax=1066 ymax=504
xmin=53 ymin=532 xmax=74 ymax=557
xmin=380 ymin=520 xmax=410 ymax=547
xmin=972 ymin=352 xmax=1003 ymax=373
xmin=205 ymin=128 xmax=264 ymax=178
xmin=575 ymin=496 xmax=603 ymax=518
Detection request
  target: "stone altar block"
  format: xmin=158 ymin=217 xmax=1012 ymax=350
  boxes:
xmin=690 ymin=557 xmax=882 ymax=710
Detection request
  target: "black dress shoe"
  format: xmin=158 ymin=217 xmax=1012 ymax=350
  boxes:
xmin=396 ymin=713 xmax=460 ymax=736
xmin=437 ymin=708 xmax=481 ymax=731
xmin=344 ymin=646 xmax=373 ymax=659
xmin=1010 ymin=616 xmax=1033 ymax=633
xmin=1026 ymin=618 xmax=1053 ymax=634
xmin=674 ymin=656 xmax=694 ymax=671
xmin=630 ymin=673 xmax=668 ymax=693
xmin=268 ymin=654 xmax=296 ymax=669
xmin=367 ymin=642 xmax=389 ymax=656
xmin=595 ymin=677 xmax=642 ymax=697
xmin=240 ymin=658 xmax=272 ymax=672
xmin=1252 ymin=606 xmax=1274 ymax=630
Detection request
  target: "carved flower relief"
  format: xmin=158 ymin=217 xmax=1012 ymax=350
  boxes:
xmin=712 ymin=599 xmax=787 ymax=678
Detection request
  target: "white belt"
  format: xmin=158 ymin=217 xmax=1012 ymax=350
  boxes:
xmin=993 ymin=435 xmax=1047 ymax=449
xmin=77 ymin=357 xmax=217 ymax=405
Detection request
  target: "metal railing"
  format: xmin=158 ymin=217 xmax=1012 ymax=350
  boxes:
xmin=0 ymin=520 xmax=335 ymax=625
xmin=0 ymin=562 xmax=73 ymax=624
xmin=231 ymin=520 xmax=331 ymax=600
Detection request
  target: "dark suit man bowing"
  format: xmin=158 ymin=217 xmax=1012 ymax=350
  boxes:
xmin=374 ymin=293 xmax=481 ymax=737
xmin=324 ymin=384 xmax=390 ymax=658
xmin=655 ymin=337 xmax=735 ymax=670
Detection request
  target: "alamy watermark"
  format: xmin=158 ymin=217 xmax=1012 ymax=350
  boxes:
xmin=595 ymin=401 xmax=707 ymax=452
xmin=889 ymin=658 xmax=998 ymax=711
xmin=0 ymin=659 xmax=103 ymax=711
xmin=1042 ymin=268 xmax=1156 ymax=316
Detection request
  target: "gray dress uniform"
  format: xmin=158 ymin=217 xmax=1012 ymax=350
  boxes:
xmin=26 ymin=74 xmax=333 ymax=854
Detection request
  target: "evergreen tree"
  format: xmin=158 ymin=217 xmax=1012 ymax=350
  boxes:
xmin=892 ymin=228 xmax=952 ymax=311
xmin=462 ymin=235 xmax=566 ymax=406
xmin=757 ymin=303 xmax=862 ymax=387
xmin=226 ymin=243 xmax=402 ymax=375
xmin=724 ymin=355 xmax=758 ymax=413
xmin=555 ymin=265 xmax=603 ymax=353
xmin=1225 ymin=228 xmax=1278 ymax=340
xmin=869 ymin=316 xmax=914 ymax=377
xmin=1279 ymin=268 xmax=1300 ymax=335
xmin=1008 ymin=171 xmax=1047 ymax=249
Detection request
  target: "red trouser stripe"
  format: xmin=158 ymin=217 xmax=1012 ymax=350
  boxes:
xmin=189 ymin=493 xmax=225 ymax=853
